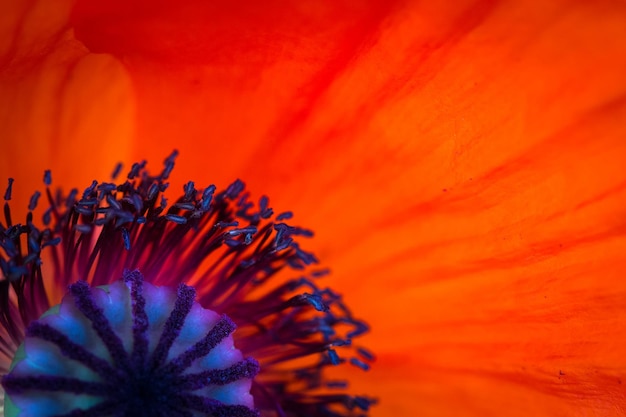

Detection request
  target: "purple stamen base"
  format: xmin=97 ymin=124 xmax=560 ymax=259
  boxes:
xmin=1 ymin=152 xmax=375 ymax=416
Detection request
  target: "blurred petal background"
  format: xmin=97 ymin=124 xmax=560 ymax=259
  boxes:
xmin=2 ymin=0 xmax=626 ymax=416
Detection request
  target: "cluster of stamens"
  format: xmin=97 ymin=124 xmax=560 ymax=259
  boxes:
xmin=0 ymin=151 xmax=375 ymax=416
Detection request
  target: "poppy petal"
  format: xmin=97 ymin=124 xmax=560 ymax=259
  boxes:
xmin=0 ymin=0 xmax=135 ymax=209
xmin=3 ymin=0 xmax=626 ymax=416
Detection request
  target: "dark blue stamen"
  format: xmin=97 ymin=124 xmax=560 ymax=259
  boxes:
xmin=183 ymin=181 xmax=195 ymax=198
xmin=105 ymin=193 xmax=122 ymax=210
xmin=161 ymin=151 xmax=177 ymax=180
xmin=82 ymin=180 xmax=98 ymax=199
xmin=43 ymin=170 xmax=52 ymax=186
xmin=42 ymin=207 xmax=52 ymax=225
xmin=42 ymin=236 xmax=61 ymax=248
xmin=27 ymin=236 xmax=40 ymax=253
xmin=28 ymin=191 xmax=40 ymax=211
xmin=353 ymin=396 xmax=375 ymax=411
xmin=349 ymin=357 xmax=370 ymax=371
xmin=130 ymin=193 xmax=143 ymax=212
xmin=147 ymin=183 xmax=159 ymax=200
xmin=311 ymin=268 xmax=331 ymax=278
xmin=121 ymin=227 xmax=131 ymax=250
xmin=165 ymin=214 xmax=187 ymax=224
xmin=201 ymin=185 xmax=216 ymax=211
xmin=357 ymin=347 xmax=375 ymax=361
xmin=78 ymin=198 xmax=97 ymax=207
xmin=258 ymin=196 xmax=273 ymax=219
xmin=275 ymin=211 xmax=293 ymax=221
xmin=128 ymin=161 xmax=146 ymax=180
xmin=226 ymin=179 xmax=245 ymax=199
xmin=74 ymin=224 xmax=93 ymax=234
xmin=98 ymin=183 xmax=117 ymax=193
xmin=216 ymin=220 xmax=239 ymax=229
xmin=288 ymin=293 xmax=328 ymax=312
xmin=328 ymin=349 xmax=341 ymax=366
xmin=174 ymin=202 xmax=195 ymax=211
xmin=111 ymin=163 xmax=123 ymax=180
xmin=4 ymin=178 xmax=14 ymax=201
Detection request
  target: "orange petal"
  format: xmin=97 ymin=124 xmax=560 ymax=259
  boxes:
xmin=0 ymin=0 xmax=135 ymax=212
xmin=4 ymin=0 xmax=626 ymax=415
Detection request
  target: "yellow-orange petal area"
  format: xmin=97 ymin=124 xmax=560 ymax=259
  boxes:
xmin=0 ymin=0 xmax=135 ymax=213
xmin=4 ymin=0 xmax=626 ymax=416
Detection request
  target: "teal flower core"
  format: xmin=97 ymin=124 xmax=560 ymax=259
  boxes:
xmin=3 ymin=270 xmax=258 ymax=416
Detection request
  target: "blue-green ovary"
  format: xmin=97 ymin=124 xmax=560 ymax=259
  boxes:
xmin=2 ymin=270 xmax=259 ymax=417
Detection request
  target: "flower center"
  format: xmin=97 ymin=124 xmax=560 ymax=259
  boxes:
xmin=1 ymin=270 xmax=259 ymax=417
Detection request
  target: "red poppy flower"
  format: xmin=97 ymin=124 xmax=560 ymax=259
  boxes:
xmin=2 ymin=1 xmax=626 ymax=416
